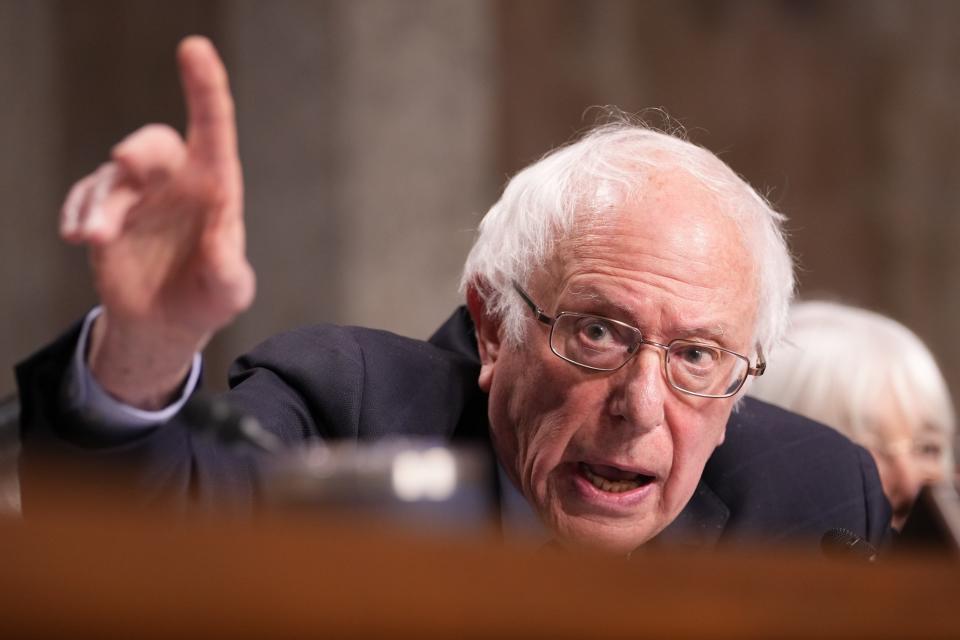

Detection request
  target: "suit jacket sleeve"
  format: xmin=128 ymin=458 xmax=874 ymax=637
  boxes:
xmin=16 ymin=322 xmax=360 ymax=514
xmin=16 ymin=319 xmax=481 ymax=515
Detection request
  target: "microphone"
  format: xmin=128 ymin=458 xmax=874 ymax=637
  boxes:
xmin=820 ymin=527 xmax=878 ymax=563
xmin=180 ymin=394 xmax=283 ymax=454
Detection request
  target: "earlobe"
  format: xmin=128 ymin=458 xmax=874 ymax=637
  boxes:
xmin=716 ymin=426 xmax=726 ymax=447
xmin=466 ymin=284 xmax=502 ymax=393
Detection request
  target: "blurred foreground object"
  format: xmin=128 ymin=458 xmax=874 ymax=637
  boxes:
xmin=0 ymin=394 xmax=19 ymax=515
xmin=750 ymin=300 xmax=956 ymax=530
xmin=181 ymin=393 xmax=495 ymax=533
xmin=261 ymin=438 xmax=494 ymax=533
xmin=0 ymin=506 xmax=958 ymax=639
xmin=897 ymin=484 xmax=960 ymax=558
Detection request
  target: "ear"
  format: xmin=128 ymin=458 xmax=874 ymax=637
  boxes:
xmin=466 ymin=283 xmax=503 ymax=393
xmin=715 ymin=425 xmax=726 ymax=447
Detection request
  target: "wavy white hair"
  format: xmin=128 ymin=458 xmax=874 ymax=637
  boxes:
xmin=460 ymin=120 xmax=795 ymax=357
xmin=749 ymin=300 xmax=956 ymax=478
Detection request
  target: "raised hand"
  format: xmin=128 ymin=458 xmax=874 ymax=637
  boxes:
xmin=61 ymin=37 xmax=255 ymax=409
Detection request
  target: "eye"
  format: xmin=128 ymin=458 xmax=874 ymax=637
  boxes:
xmin=570 ymin=316 xmax=621 ymax=346
xmin=914 ymin=442 xmax=943 ymax=459
xmin=675 ymin=344 xmax=720 ymax=367
xmin=582 ymin=321 xmax=610 ymax=342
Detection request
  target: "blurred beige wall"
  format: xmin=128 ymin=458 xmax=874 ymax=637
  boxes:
xmin=1 ymin=0 xmax=498 ymax=395
xmin=3 ymin=0 xmax=960 ymax=421
xmin=2 ymin=1 xmax=79 ymax=397
xmin=496 ymin=0 xmax=960 ymax=405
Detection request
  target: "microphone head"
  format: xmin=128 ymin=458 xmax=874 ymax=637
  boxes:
xmin=821 ymin=527 xmax=878 ymax=562
xmin=180 ymin=394 xmax=281 ymax=454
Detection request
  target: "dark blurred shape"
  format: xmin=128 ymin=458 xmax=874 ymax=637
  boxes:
xmin=0 ymin=394 xmax=18 ymax=435
xmin=181 ymin=393 xmax=282 ymax=454
xmin=0 ymin=394 xmax=19 ymax=514
xmin=896 ymin=484 xmax=960 ymax=558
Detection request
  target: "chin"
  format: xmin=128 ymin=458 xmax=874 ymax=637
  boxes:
xmin=552 ymin=517 xmax=656 ymax=555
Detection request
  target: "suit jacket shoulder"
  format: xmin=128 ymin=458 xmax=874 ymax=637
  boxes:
xmin=700 ymin=397 xmax=891 ymax=548
xmin=224 ymin=320 xmax=485 ymax=443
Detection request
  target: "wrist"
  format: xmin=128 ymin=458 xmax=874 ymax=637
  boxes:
xmin=87 ymin=311 xmax=207 ymax=410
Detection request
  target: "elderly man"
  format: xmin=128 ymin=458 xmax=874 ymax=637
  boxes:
xmin=17 ymin=38 xmax=890 ymax=553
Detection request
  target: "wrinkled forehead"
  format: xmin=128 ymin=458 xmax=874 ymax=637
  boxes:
xmin=577 ymin=165 xmax=749 ymax=230
xmin=531 ymin=170 xmax=761 ymax=345
xmin=549 ymin=169 xmax=759 ymax=290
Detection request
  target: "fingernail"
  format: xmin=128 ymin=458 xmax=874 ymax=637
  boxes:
xmin=84 ymin=207 xmax=103 ymax=234
xmin=62 ymin=213 xmax=78 ymax=235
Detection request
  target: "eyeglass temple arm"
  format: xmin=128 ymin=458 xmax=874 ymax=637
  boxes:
xmin=512 ymin=282 xmax=553 ymax=325
xmin=747 ymin=344 xmax=766 ymax=377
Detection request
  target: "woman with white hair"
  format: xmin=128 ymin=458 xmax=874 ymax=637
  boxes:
xmin=750 ymin=300 xmax=956 ymax=530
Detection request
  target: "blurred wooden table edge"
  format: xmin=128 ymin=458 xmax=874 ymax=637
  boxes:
xmin=0 ymin=507 xmax=958 ymax=639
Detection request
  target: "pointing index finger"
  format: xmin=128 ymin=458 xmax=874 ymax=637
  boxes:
xmin=177 ymin=36 xmax=237 ymax=168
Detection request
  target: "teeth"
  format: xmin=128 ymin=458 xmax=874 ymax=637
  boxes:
xmin=581 ymin=464 xmax=646 ymax=493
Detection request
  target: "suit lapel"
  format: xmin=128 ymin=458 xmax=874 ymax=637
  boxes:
xmin=650 ymin=481 xmax=730 ymax=550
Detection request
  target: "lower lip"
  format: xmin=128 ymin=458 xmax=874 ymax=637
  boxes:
xmin=568 ymin=463 xmax=657 ymax=509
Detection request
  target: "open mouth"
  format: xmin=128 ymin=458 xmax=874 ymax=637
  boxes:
xmin=579 ymin=462 xmax=655 ymax=494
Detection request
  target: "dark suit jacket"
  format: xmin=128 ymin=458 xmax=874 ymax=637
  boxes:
xmin=16 ymin=307 xmax=891 ymax=550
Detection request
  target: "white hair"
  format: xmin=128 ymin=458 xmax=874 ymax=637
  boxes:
xmin=749 ymin=300 xmax=956 ymax=478
xmin=460 ymin=119 xmax=795 ymax=356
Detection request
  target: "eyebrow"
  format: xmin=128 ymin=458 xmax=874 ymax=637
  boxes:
xmin=917 ymin=422 xmax=948 ymax=437
xmin=563 ymin=287 xmax=728 ymax=341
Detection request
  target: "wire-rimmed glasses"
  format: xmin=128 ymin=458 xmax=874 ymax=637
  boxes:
xmin=513 ymin=282 xmax=765 ymax=399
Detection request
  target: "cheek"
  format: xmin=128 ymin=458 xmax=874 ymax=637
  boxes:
xmin=923 ymin=463 xmax=946 ymax=485
xmin=491 ymin=351 xmax=599 ymax=492
xmin=485 ymin=349 xmax=547 ymax=478
xmin=870 ymin=455 xmax=908 ymax=499
xmin=662 ymin=400 xmax=730 ymax=504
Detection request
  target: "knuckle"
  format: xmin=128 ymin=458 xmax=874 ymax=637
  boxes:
xmin=139 ymin=122 xmax=180 ymax=140
xmin=202 ymin=185 xmax=230 ymax=211
xmin=111 ymin=124 xmax=186 ymax=174
xmin=192 ymin=174 xmax=234 ymax=210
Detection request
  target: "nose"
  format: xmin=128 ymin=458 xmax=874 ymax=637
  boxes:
xmin=608 ymin=347 xmax=666 ymax=432
xmin=879 ymin=450 xmax=924 ymax=510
